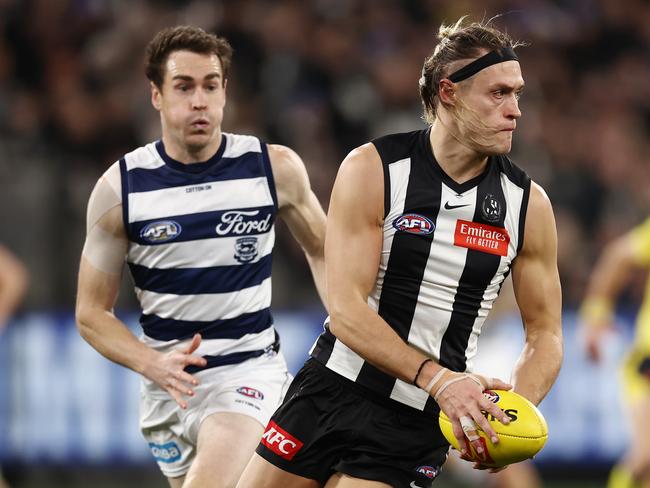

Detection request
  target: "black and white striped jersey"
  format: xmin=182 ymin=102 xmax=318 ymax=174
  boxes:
xmin=311 ymin=128 xmax=531 ymax=414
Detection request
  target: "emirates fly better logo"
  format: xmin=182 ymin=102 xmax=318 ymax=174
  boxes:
xmin=454 ymin=220 xmax=510 ymax=256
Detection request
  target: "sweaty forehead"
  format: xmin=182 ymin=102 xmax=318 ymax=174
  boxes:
xmin=165 ymin=50 xmax=222 ymax=80
xmin=472 ymin=60 xmax=524 ymax=88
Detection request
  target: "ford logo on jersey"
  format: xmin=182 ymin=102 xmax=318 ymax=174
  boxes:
xmin=392 ymin=213 xmax=435 ymax=235
xmin=216 ymin=210 xmax=272 ymax=236
xmin=140 ymin=220 xmax=182 ymax=243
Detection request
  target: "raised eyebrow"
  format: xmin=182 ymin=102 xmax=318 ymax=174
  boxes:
xmin=171 ymin=72 xmax=222 ymax=83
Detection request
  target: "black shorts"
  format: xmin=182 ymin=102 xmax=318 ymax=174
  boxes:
xmin=256 ymin=359 xmax=448 ymax=487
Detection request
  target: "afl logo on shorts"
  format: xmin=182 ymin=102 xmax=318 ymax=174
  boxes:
xmin=392 ymin=213 xmax=435 ymax=235
xmin=140 ymin=220 xmax=182 ymax=243
xmin=415 ymin=465 xmax=440 ymax=479
xmin=236 ymin=386 xmax=264 ymax=400
xmin=483 ymin=390 xmax=500 ymax=403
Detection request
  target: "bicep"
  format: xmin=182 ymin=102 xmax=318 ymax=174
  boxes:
xmin=77 ymin=189 xmax=127 ymax=316
xmin=511 ymin=184 xmax=561 ymax=334
xmin=77 ymin=256 xmax=123 ymax=313
xmin=326 ymin=146 xmax=384 ymax=310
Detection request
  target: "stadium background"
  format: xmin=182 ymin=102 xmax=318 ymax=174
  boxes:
xmin=0 ymin=0 xmax=648 ymax=486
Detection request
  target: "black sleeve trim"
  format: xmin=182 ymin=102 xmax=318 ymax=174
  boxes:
xmin=517 ymin=177 xmax=532 ymax=253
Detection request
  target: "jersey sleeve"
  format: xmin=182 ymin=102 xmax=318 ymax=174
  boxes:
xmin=629 ymin=218 xmax=650 ymax=266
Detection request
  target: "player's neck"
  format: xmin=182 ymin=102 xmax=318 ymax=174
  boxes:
xmin=161 ymin=130 xmax=223 ymax=164
xmin=429 ymin=118 xmax=488 ymax=184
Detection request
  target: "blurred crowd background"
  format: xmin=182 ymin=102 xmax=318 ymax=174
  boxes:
xmin=0 ymin=0 xmax=649 ymax=486
xmin=1 ymin=0 xmax=649 ymax=311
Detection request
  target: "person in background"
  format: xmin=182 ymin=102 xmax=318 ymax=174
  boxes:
xmin=580 ymin=218 xmax=650 ymax=488
xmin=75 ymin=25 xmax=326 ymax=488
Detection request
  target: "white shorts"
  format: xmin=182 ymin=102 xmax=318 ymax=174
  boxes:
xmin=139 ymin=351 xmax=292 ymax=477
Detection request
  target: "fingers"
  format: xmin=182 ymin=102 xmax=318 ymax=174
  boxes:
xmin=482 ymin=375 xmax=512 ymax=392
xmin=451 ymin=419 xmax=471 ymax=457
xmin=184 ymin=333 xmax=202 ymax=354
xmin=166 ymin=375 xmax=198 ymax=409
xmin=183 ymin=353 xmax=207 ymax=369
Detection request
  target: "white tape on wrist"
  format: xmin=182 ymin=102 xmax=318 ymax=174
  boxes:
xmin=433 ymin=375 xmax=467 ymax=402
xmin=423 ymin=367 xmax=448 ymax=394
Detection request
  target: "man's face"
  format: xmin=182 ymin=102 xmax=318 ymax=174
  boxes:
xmin=453 ymin=60 xmax=524 ymax=155
xmin=152 ymin=50 xmax=226 ymax=154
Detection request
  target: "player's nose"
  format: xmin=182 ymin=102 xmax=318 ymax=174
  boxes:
xmin=191 ymin=89 xmax=208 ymax=110
xmin=506 ymin=95 xmax=521 ymax=119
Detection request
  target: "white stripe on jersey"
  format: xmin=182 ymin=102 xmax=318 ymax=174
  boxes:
xmin=464 ymin=174 xmax=525 ymax=372
xmin=223 ymin=133 xmax=262 ymax=158
xmin=128 ymin=177 xmax=274 ymax=223
xmin=124 ymin=143 xmax=165 ymax=171
xmin=372 ymin=157 xmax=411 ymax=295
xmin=142 ymin=326 xmax=276 ymax=357
xmin=321 ymin=327 xmax=365 ymax=381
xmin=406 ymin=183 xmax=477 ymax=361
xmin=127 ymin=230 xmax=275 ymax=269
xmin=135 ymin=277 xmax=272 ymax=322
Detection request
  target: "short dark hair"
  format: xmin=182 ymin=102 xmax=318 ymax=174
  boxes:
xmin=419 ymin=17 xmax=526 ymax=123
xmin=145 ymin=25 xmax=233 ymax=89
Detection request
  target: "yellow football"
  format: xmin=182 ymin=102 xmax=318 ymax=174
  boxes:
xmin=438 ymin=389 xmax=548 ymax=468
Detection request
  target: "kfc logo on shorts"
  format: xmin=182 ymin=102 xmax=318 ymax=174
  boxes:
xmin=261 ymin=421 xmax=303 ymax=460
xmin=236 ymin=386 xmax=264 ymax=400
xmin=393 ymin=213 xmax=435 ymax=235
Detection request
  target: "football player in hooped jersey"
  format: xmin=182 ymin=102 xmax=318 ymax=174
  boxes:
xmin=75 ymin=26 xmax=326 ymax=488
xmin=239 ymin=17 xmax=562 ymax=488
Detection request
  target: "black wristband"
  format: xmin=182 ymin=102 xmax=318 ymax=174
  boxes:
xmin=413 ymin=358 xmax=433 ymax=386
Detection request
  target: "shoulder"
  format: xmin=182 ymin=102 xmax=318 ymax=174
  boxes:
xmin=628 ymin=217 xmax=650 ymax=265
xmin=330 ymin=143 xmax=384 ymax=222
xmin=371 ymin=129 xmax=425 ymax=165
xmin=267 ymin=144 xmax=309 ymax=198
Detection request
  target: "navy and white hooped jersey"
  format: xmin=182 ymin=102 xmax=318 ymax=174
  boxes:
xmin=311 ymin=128 xmax=531 ymax=414
xmin=119 ymin=133 xmax=278 ymax=377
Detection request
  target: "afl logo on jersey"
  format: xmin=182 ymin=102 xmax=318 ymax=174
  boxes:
xmin=140 ymin=220 xmax=182 ymax=243
xmin=392 ymin=213 xmax=435 ymax=235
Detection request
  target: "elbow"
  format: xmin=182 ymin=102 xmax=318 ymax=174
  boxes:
xmin=327 ymin=298 xmax=358 ymax=341
xmin=75 ymin=304 xmax=94 ymax=341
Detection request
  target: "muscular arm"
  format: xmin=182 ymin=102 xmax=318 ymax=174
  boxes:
xmin=269 ymin=144 xmax=327 ymax=308
xmin=327 ymin=144 xmax=511 ymax=451
xmin=0 ymin=245 xmax=29 ymax=329
xmin=511 ymin=183 xmax=563 ymax=405
xmin=76 ymin=168 xmax=205 ymax=408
